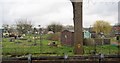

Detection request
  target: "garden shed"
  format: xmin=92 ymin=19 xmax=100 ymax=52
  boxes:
xmin=61 ymin=30 xmax=74 ymax=46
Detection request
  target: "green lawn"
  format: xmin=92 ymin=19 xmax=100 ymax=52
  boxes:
xmin=2 ymin=35 xmax=74 ymax=57
xmin=2 ymin=34 xmax=119 ymax=57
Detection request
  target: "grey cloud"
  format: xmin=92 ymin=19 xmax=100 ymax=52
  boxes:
xmin=0 ymin=0 xmax=119 ymax=28
xmin=1 ymin=0 xmax=72 ymax=27
xmin=84 ymin=2 xmax=118 ymax=16
xmin=83 ymin=2 xmax=118 ymax=27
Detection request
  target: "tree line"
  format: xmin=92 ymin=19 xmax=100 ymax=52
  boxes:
xmin=2 ymin=19 xmax=119 ymax=36
xmin=2 ymin=19 xmax=74 ymax=35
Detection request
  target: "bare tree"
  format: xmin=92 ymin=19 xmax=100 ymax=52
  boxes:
xmin=2 ymin=24 xmax=9 ymax=33
xmin=16 ymin=19 xmax=33 ymax=34
xmin=64 ymin=25 xmax=74 ymax=30
xmin=47 ymin=23 xmax=63 ymax=33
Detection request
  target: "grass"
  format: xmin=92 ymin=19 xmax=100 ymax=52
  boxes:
xmin=2 ymin=34 xmax=119 ymax=57
xmin=84 ymin=45 xmax=118 ymax=54
xmin=2 ymin=36 xmax=74 ymax=57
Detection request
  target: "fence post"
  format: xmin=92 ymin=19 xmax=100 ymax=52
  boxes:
xmin=28 ymin=54 xmax=32 ymax=63
xmin=64 ymin=54 xmax=68 ymax=63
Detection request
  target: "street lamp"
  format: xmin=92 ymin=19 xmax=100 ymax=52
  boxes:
xmin=38 ymin=25 xmax=42 ymax=53
xmin=33 ymin=27 xmax=37 ymax=46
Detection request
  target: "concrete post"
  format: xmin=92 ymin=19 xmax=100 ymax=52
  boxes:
xmin=70 ymin=0 xmax=84 ymax=54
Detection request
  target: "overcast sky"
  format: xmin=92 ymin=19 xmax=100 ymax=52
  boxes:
xmin=0 ymin=0 xmax=120 ymax=28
